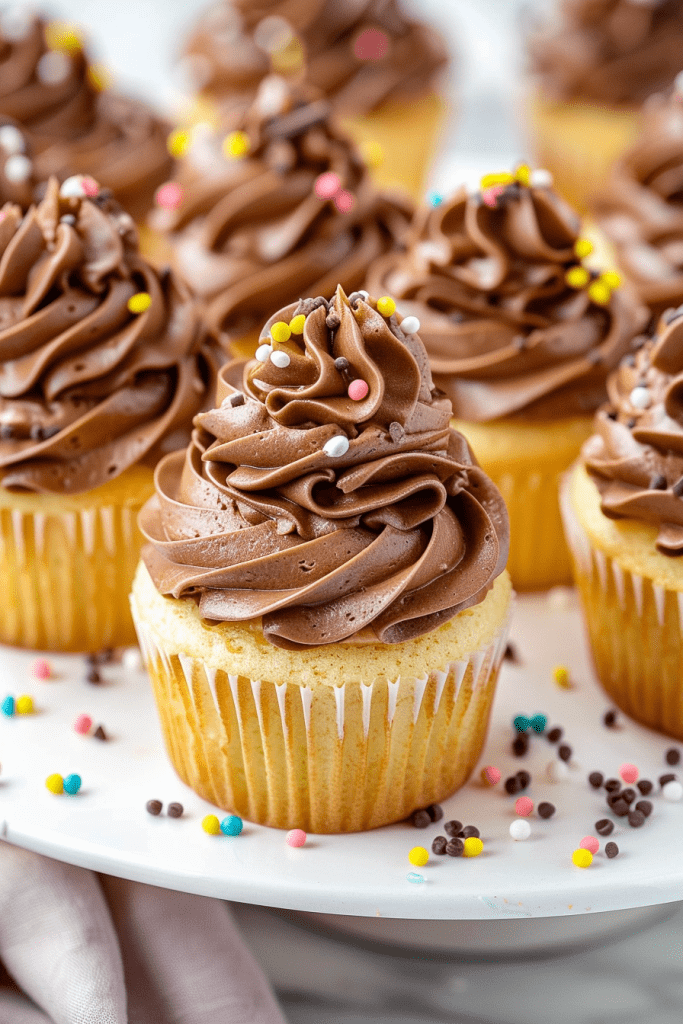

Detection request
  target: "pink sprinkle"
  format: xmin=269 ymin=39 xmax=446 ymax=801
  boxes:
xmin=620 ymin=763 xmax=639 ymax=784
xmin=74 ymin=713 xmax=92 ymax=735
xmin=334 ymin=189 xmax=355 ymax=213
xmin=481 ymin=765 xmax=501 ymax=786
xmin=314 ymin=172 xmax=340 ymax=200
xmin=286 ymin=828 xmax=307 ymax=848
xmin=155 ymin=182 xmax=184 ymax=210
xmin=81 ymin=176 xmax=99 ymax=197
xmin=33 ymin=658 xmax=51 ymax=680
xmin=481 ymin=185 xmax=505 ymax=208
xmin=348 ymin=379 xmax=369 ymax=401
xmin=515 ymin=796 xmax=534 ymax=817
xmin=353 ymin=27 xmax=389 ymax=62
xmin=580 ymin=835 xmax=600 ymax=854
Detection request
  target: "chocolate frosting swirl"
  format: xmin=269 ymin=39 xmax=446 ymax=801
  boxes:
xmin=0 ymin=177 xmax=211 ymax=495
xmin=584 ymin=311 xmax=683 ymax=553
xmin=182 ymin=0 xmax=447 ymax=118
xmin=593 ymin=90 xmax=683 ymax=317
xmin=528 ymin=0 xmax=683 ymax=105
xmin=0 ymin=11 xmax=173 ymax=220
xmin=140 ymin=286 xmax=509 ymax=649
xmin=162 ymin=76 xmax=411 ymax=348
xmin=367 ymin=176 xmax=647 ymax=422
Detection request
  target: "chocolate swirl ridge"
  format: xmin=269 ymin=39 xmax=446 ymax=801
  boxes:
xmin=0 ymin=177 xmax=211 ymax=494
xmin=367 ymin=179 xmax=647 ymax=421
xmin=585 ymin=312 xmax=683 ymax=554
xmin=140 ymin=286 xmax=509 ymax=649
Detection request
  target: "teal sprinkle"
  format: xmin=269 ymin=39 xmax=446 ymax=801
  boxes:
xmin=220 ymin=815 xmax=243 ymax=837
xmin=427 ymin=191 xmax=443 ymax=207
xmin=513 ymin=715 xmax=530 ymax=733
xmin=530 ymin=714 xmax=547 ymax=733
xmin=406 ymin=872 xmax=425 ymax=884
xmin=63 ymin=774 xmax=82 ymax=795
xmin=1 ymin=695 xmax=14 ymax=717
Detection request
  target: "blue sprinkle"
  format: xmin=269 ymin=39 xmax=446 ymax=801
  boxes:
xmin=1 ymin=695 xmax=14 ymax=717
xmin=513 ymin=715 xmax=530 ymax=733
xmin=427 ymin=191 xmax=443 ymax=207
xmin=220 ymin=814 xmax=243 ymax=836
xmin=63 ymin=773 xmax=82 ymax=795
xmin=406 ymin=871 xmax=425 ymax=884
xmin=530 ymin=714 xmax=547 ymax=734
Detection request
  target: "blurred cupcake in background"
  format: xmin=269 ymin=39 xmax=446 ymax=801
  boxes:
xmin=367 ymin=166 xmax=647 ymax=591
xmin=0 ymin=176 xmax=213 ymax=652
xmin=592 ymin=81 xmax=683 ymax=320
xmin=178 ymin=0 xmax=450 ymax=201
xmin=562 ymin=311 xmax=683 ymax=740
xmin=156 ymin=75 xmax=412 ymax=359
xmin=526 ymin=0 xmax=683 ymax=213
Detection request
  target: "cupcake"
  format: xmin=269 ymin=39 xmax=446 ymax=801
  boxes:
xmin=562 ymin=312 xmax=683 ymax=739
xmin=0 ymin=9 xmax=173 ymax=243
xmin=131 ymin=285 xmax=511 ymax=832
xmin=367 ymin=167 xmax=647 ymax=591
xmin=0 ymin=176 xmax=212 ymax=652
xmin=178 ymin=0 xmax=449 ymax=201
xmin=159 ymin=75 xmax=412 ymax=359
xmin=526 ymin=0 xmax=683 ymax=213
xmin=592 ymin=84 xmax=683 ymax=319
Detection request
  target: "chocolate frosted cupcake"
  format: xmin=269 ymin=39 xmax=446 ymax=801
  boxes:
xmin=179 ymin=0 xmax=449 ymax=200
xmin=593 ymin=85 xmax=683 ymax=318
xmin=0 ymin=10 xmax=173 ymax=225
xmin=367 ymin=167 xmax=647 ymax=590
xmin=562 ymin=311 xmax=683 ymax=738
xmin=131 ymin=285 xmax=511 ymax=832
xmin=0 ymin=176 xmax=212 ymax=651
xmin=526 ymin=0 xmax=683 ymax=212
xmin=160 ymin=76 xmax=411 ymax=358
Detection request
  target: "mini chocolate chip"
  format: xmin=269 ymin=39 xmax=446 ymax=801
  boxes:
xmin=516 ymin=770 xmax=531 ymax=790
xmin=229 ymin=392 xmax=245 ymax=407
xmin=93 ymin=725 xmax=107 ymax=741
xmin=86 ymin=669 xmax=101 ymax=684
xmin=460 ymin=825 xmax=480 ymax=839
xmin=334 ymin=356 xmax=349 ymax=372
xmin=595 ymin=819 xmax=614 ymax=836
xmin=660 ymin=773 xmax=677 ymax=787
xmin=603 ymin=709 xmax=618 ymax=728
xmin=627 ymin=418 xmax=636 ymax=429
xmin=628 ymin=809 xmax=645 ymax=828
xmin=347 ymin=291 xmax=364 ymax=307
xmin=512 ymin=735 xmax=529 ymax=756
xmin=621 ymin=788 xmax=636 ymax=804
xmin=444 ymin=819 xmax=463 ymax=837
xmin=326 ymin=310 xmax=341 ymax=330
xmin=611 ymin=798 xmax=629 ymax=817
xmin=607 ymin=410 xmax=617 ymax=420
xmin=427 ymin=803 xmax=443 ymax=823
xmin=389 ymin=421 xmax=405 ymax=443
xmin=537 ymin=802 xmax=555 ymax=819
xmin=558 ymin=744 xmax=572 ymax=762
xmin=503 ymin=642 xmax=520 ymax=663
xmin=297 ymin=296 xmax=327 ymax=316
xmin=167 ymin=802 xmax=183 ymax=818
xmin=547 ymin=727 xmax=563 ymax=743
xmin=673 ymin=477 xmax=683 ymax=497
xmin=636 ymin=799 xmax=653 ymax=817
xmin=146 ymin=799 xmax=162 ymax=816
xmin=29 ymin=424 xmax=45 ymax=440
xmin=649 ymin=474 xmax=667 ymax=490
xmin=589 ymin=771 xmax=604 ymax=789
xmin=504 ymin=776 xmax=521 ymax=795
xmin=432 ymin=836 xmax=447 ymax=855
xmin=637 ymin=779 xmax=653 ymax=795
xmin=411 ymin=809 xmax=431 ymax=828
xmin=446 ymin=837 xmax=464 ymax=857
xmin=605 ymin=841 xmax=619 ymax=858
xmin=604 ymin=778 xmax=621 ymax=793
xmin=666 ymin=748 xmax=681 ymax=766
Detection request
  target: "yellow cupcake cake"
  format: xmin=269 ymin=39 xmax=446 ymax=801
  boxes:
xmin=132 ymin=285 xmax=511 ymax=832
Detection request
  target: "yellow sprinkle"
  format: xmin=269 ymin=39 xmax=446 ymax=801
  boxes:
xmin=463 ymin=837 xmax=484 ymax=858
xmin=601 ymin=270 xmax=621 ymax=289
xmin=16 ymin=695 xmax=33 ymax=714
xmin=127 ymin=292 xmax=152 ymax=314
xmin=553 ymin=665 xmax=571 ymax=689
xmin=377 ymin=296 xmax=396 ymax=318
xmin=480 ymin=172 xmax=514 ymax=190
xmin=222 ymin=130 xmax=250 ymax=160
xmin=86 ymin=63 xmax=111 ymax=92
xmin=167 ymin=129 xmax=190 ymax=159
xmin=408 ymin=846 xmax=429 ymax=867
xmin=45 ymin=21 xmax=81 ymax=53
xmin=270 ymin=321 xmax=292 ymax=343
xmin=515 ymin=164 xmax=531 ymax=187
xmin=202 ymin=814 xmax=221 ymax=835
xmin=572 ymin=848 xmax=593 ymax=868
xmin=588 ymin=280 xmax=611 ymax=306
xmin=362 ymin=141 xmax=384 ymax=169
xmin=46 ymin=773 xmax=64 ymax=794
xmin=565 ymin=266 xmax=590 ymax=289
xmin=574 ymin=238 xmax=594 ymax=259
xmin=271 ymin=36 xmax=304 ymax=73
xmin=289 ymin=314 xmax=306 ymax=335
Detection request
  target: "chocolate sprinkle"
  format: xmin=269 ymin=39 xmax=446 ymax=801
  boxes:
xmin=264 ymin=98 xmax=331 ymax=140
xmin=504 ymin=776 xmax=521 ymax=795
xmin=444 ymin=819 xmax=463 ymax=837
xmin=547 ymin=727 xmax=563 ymax=743
xmin=636 ymin=799 xmax=653 ymax=818
xmin=603 ymin=709 xmax=618 ymax=728
xmin=673 ymin=477 xmax=683 ymax=497
xmin=558 ymin=744 xmax=572 ymax=762
xmin=589 ymin=771 xmax=604 ymax=789
xmin=460 ymin=825 xmax=480 ymax=839
xmin=146 ymin=799 xmax=162 ymax=816
xmin=537 ymin=802 xmax=555 ymax=819
xmin=649 ymin=474 xmax=667 ymax=490
xmin=297 ymin=296 xmax=328 ymax=316
xmin=389 ymin=421 xmax=405 ymax=443
xmin=621 ymin=788 xmax=636 ymax=804
xmin=229 ymin=392 xmax=245 ymax=408
xmin=167 ymin=802 xmax=183 ymax=818
xmin=93 ymin=725 xmax=107 ymax=741
xmin=86 ymin=669 xmax=101 ymax=684
xmin=512 ymin=735 xmax=529 ymax=756
xmin=432 ymin=836 xmax=447 ymax=855
xmin=595 ymin=818 xmax=614 ymax=836
xmin=516 ymin=770 xmax=531 ymax=790
xmin=503 ymin=642 xmax=520 ymax=663
xmin=604 ymin=778 xmax=621 ymax=793
xmin=334 ymin=356 xmax=350 ymax=372
xmin=611 ymin=798 xmax=629 ymax=816
xmin=605 ymin=841 xmax=619 ymax=859
xmin=660 ymin=773 xmax=677 ymax=787
xmin=411 ymin=809 xmax=431 ymax=828
xmin=446 ymin=838 xmax=464 ymax=857
xmin=666 ymin=748 xmax=681 ymax=766
xmin=427 ymin=803 xmax=443 ymax=823
xmin=326 ymin=310 xmax=341 ymax=330
xmin=628 ymin=809 xmax=645 ymax=828
xmin=637 ymin=779 xmax=653 ymax=795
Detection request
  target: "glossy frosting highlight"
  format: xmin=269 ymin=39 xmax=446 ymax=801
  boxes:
xmin=0 ymin=177 xmax=210 ymax=495
xmin=367 ymin=173 xmax=646 ymax=421
xmin=140 ymin=286 xmax=509 ymax=649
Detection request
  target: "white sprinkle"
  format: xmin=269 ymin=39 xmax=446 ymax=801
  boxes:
xmin=255 ymin=343 xmax=273 ymax=362
xmin=60 ymin=214 xmax=76 ymax=225
xmin=254 ymin=74 xmax=290 ymax=118
xmin=254 ymin=16 xmax=293 ymax=54
xmin=4 ymin=154 xmax=31 ymax=183
xmin=530 ymin=168 xmax=553 ymax=188
xmin=0 ymin=124 xmax=25 ymax=155
xmin=270 ymin=350 xmax=290 ymax=368
xmin=401 ymin=315 xmax=420 ymax=335
xmin=0 ymin=6 xmax=34 ymax=42
xmin=546 ymin=759 xmax=569 ymax=782
xmin=60 ymin=175 xmax=87 ymax=198
xmin=663 ymin=780 xmax=683 ymax=801
xmin=629 ymin=386 xmax=651 ymax=410
xmin=358 ymin=290 xmax=369 ymax=299
xmin=36 ymin=50 xmax=71 ymax=85
xmin=509 ymin=819 xmax=531 ymax=841
xmin=122 ymin=647 xmax=142 ymax=672
xmin=323 ymin=435 xmax=350 ymax=458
